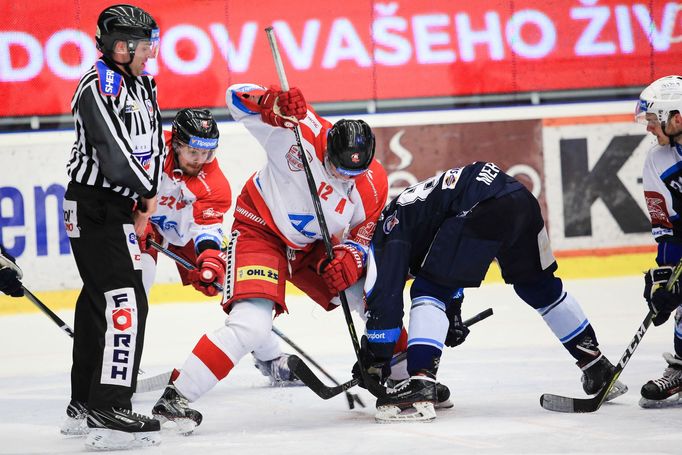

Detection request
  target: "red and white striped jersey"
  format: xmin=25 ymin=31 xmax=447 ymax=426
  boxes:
xmin=150 ymin=131 xmax=231 ymax=250
xmin=226 ymin=83 xmax=387 ymax=253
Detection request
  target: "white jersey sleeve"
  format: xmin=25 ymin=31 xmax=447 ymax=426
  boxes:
xmin=225 ymin=83 xmax=387 ymax=249
xmin=642 ymin=144 xmax=682 ymax=240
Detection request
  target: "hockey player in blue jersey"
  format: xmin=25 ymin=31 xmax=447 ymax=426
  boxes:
xmin=353 ymin=161 xmax=627 ymax=422
xmin=636 ymin=76 xmax=682 ymax=408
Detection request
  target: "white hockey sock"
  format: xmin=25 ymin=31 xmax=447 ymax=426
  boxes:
xmin=407 ymin=297 xmax=448 ymax=351
xmin=536 ymin=292 xmax=589 ymax=343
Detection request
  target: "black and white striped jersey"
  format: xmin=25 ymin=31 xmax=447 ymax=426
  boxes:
xmin=67 ymin=58 xmax=165 ymax=200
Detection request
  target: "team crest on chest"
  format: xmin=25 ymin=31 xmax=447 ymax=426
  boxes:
xmin=383 ymin=210 xmax=399 ymax=234
xmin=285 ymin=145 xmax=312 ymax=172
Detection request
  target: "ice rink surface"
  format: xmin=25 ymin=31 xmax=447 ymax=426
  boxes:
xmin=1 ymin=275 xmax=681 ymax=455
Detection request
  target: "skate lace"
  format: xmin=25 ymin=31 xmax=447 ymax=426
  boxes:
xmin=651 ymin=366 xmax=682 ymax=390
xmin=387 ymin=378 xmax=411 ymax=394
xmin=166 ymin=386 xmax=191 ymax=409
xmin=270 ymin=355 xmax=293 ymax=382
xmin=117 ymin=408 xmax=154 ymax=422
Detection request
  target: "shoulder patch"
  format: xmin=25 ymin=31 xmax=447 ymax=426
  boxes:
xmin=95 ymin=61 xmax=123 ymax=97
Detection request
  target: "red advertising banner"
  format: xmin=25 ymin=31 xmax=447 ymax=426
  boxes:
xmin=2 ymin=0 xmax=680 ymax=117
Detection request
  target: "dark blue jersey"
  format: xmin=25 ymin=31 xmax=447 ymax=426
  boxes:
xmin=371 ymin=161 xmax=524 ymax=279
xmin=362 ymin=162 xmax=526 ymax=341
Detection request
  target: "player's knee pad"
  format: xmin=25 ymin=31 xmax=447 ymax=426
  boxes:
xmin=513 ymin=275 xmax=563 ymax=310
xmin=213 ymin=298 xmax=274 ymax=360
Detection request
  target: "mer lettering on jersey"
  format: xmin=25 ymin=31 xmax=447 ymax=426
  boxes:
xmin=475 ymin=162 xmax=500 ymax=185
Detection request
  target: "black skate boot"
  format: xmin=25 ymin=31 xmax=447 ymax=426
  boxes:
xmin=385 ymin=378 xmax=452 ymax=409
xmin=152 ymin=384 xmax=203 ymax=435
xmin=435 ymin=382 xmax=454 ymax=409
xmin=60 ymin=400 xmax=88 ymax=436
xmin=578 ymin=355 xmax=628 ymax=401
xmin=85 ymin=407 xmax=160 ymax=450
xmin=254 ymin=354 xmax=302 ymax=387
xmin=375 ymin=372 xmax=438 ymax=423
xmin=639 ymin=352 xmax=682 ymax=408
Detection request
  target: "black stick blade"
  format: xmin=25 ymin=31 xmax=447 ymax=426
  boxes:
xmin=288 ymin=355 xmax=358 ymax=400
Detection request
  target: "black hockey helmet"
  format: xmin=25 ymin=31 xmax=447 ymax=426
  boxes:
xmin=96 ymin=4 xmax=159 ymax=59
xmin=326 ymin=119 xmax=375 ymax=176
xmin=172 ymin=108 xmax=219 ymax=151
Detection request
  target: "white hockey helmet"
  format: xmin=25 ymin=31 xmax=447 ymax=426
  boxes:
xmin=635 ymin=75 xmax=682 ymax=125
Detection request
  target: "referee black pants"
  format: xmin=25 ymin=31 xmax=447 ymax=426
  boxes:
xmin=64 ymin=182 xmax=148 ymax=410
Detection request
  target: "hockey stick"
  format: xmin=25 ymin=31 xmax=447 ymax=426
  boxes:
xmin=290 ymin=307 xmax=494 ymax=401
xmin=540 ymin=261 xmax=682 ymax=413
xmin=0 ymin=253 xmax=156 ymax=379
xmin=21 ymin=287 xmax=75 ymax=338
xmin=1 ymin=250 xmax=75 ymax=337
xmin=148 ymin=239 xmax=223 ymax=293
xmin=272 ymin=326 xmax=365 ymax=409
xmin=264 ymin=27 xmax=387 ymax=400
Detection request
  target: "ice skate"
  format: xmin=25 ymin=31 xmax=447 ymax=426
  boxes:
xmin=435 ymin=382 xmax=454 ymax=409
xmin=639 ymin=352 xmax=682 ymax=409
xmin=578 ymin=355 xmax=628 ymax=402
xmin=84 ymin=407 xmax=160 ymax=450
xmin=375 ymin=374 xmax=438 ymax=423
xmin=254 ymin=354 xmax=303 ymax=387
xmin=60 ymin=400 xmax=89 ymax=436
xmin=385 ymin=378 xmax=452 ymax=409
xmin=152 ymin=384 xmax=202 ymax=435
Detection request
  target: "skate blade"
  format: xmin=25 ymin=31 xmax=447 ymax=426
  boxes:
xmin=604 ymin=380 xmax=628 ymax=402
xmin=639 ymin=394 xmax=682 ymax=409
xmin=155 ymin=414 xmax=198 ymax=435
xmin=434 ymin=398 xmax=454 ymax=409
xmin=85 ymin=428 xmax=161 ymax=450
xmin=270 ymin=379 xmax=306 ymax=388
xmin=60 ymin=418 xmax=89 ymax=436
xmin=375 ymin=402 xmax=436 ymax=423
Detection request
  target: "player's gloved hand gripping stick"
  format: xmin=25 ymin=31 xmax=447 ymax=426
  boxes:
xmin=289 ymin=308 xmax=494 ymax=401
xmin=264 ymin=25 xmax=388 ymax=400
xmin=0 ymin=251 xmax=74 ymax=337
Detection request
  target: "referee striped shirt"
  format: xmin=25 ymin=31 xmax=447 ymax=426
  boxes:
xmin=67 ymin=58 xmax=165 ymax=200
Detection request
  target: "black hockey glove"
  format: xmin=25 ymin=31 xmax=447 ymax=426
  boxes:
xmin=445 ymin=295 xmax=469 ymax=347
xmin=351 ymin=336 xmax=391 ymax=389
xmin=644 ymin=266 xmax=682 ymax=326
xmin=0 ymin=248 xmax=23 ymax=298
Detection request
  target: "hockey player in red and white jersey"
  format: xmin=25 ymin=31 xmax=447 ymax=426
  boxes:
xmin=138 ymin=108 xmax=230 ymax=298
xmin=637 ymin=75 xmax=682 ymax=408
xmin=151 ymin=84 xmax=389 ymax=432
xmin=140 ymin=108 xmax=299 ymax=390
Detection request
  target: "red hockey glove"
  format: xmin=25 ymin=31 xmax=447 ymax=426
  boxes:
xmin=138 ymin=221 xmax=159 ymax=256
xmin=189 ymin=249 xmax=226 ymax=297
xmin=259 ymin=85 xmax=307 ymax=129
xmin=317 ymin=243 xmax=364 ymax=295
